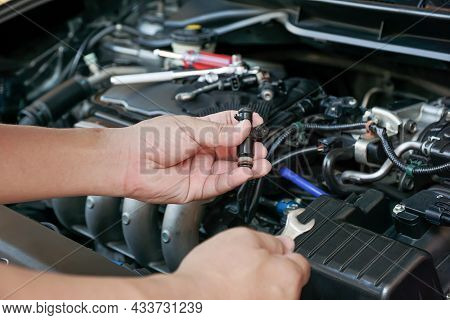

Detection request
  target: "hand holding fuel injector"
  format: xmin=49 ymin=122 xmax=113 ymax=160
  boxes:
xmin=120 ymin=110 xmax=271 ymax=204
xmin=1 ymin=110 xmax=313 ymax=299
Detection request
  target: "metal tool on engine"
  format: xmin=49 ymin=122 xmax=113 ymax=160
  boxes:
xmin=110 ymin=65 xmax=246 ymax=85
xmin=175 ymin=67 xmax=280 ymax=102
xmin=235 ymin=107 xmax=255 ymax=168
xmin=175 ymin=73 xmax=258 ymax=101
xmin=154 ymin=49 xmax=233 ymax=69
xmin=280 ymin=208 xmax=315 ymax=240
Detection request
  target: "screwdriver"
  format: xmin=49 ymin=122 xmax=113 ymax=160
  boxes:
xmin=154 ymin=49 xmax=233 ymax=70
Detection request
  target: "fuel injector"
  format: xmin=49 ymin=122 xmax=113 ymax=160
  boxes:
xmin=234 ymin=107 xmax=254 ymax=168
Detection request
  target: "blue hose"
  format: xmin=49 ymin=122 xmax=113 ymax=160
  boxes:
xmin=279 ymin=167 xmax=329 ymax=198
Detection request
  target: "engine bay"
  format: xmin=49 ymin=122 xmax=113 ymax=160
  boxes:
xmin=0 ymin=0 xmax=449 ymax=299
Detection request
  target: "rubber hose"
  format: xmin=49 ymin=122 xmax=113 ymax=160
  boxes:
xmin=322 ymin=147 xmax=368 ymax=196
xmin=19 ymin=77 xmax=92 ymax=126
xmin=301 ymin=122 xmax=367 ymax=131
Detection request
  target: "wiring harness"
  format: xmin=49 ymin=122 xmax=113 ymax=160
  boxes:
xmin=371 ymin=125 xmax=450 ymax=176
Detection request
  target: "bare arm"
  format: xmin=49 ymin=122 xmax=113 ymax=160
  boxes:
xmin=0 ymin=263 xmax=191 ymax=299
xmin=0 ymin=112 xmax=309 ymax=299
xmin=0 ymin=124 xmax=128 ymax=204
xmin=1 ymin=229 xmax=309 ymax=299
xmin=0 ymin=111 xmax=270 ymax=204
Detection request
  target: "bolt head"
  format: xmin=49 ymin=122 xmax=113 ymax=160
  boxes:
xmin=393 ymin=204 xmax=405 ymax=214
xmin=86 ymin=197 xmax=95 ymax=209
xmin=122 ymin=212 xmax=130 ymax=225
xmin=161 ymin=230 xmax=171 ymax=243
xmin=405 ymin=120 xmax=417 ymax=134
xmin=261 ymin=90 xmax=274 ymax=101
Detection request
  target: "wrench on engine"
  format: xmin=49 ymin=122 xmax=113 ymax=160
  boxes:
xmin=280 ymin=208 xmax=315 ymax=241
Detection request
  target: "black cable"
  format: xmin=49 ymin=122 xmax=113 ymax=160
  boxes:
xmin=66 ymin=26 xmax=107 ymax=78
xmin=87 ymin=25 xmax=140 ymax=49
xmin=243 ymin=121 xmax=368 ymax=220
xmin=243 ymin=123 xmax=309 ymax=223
xmin=268 ymin=124 xmax=299 ymax=158
xmin=441 ymin=214 xmax=450 ymax=226
xmin=300 ymin=122 xmax=367 ymax=131
xmin=67 ymin=24 xmax=140 ymax=78
xmin=372 ymin=125 xmax=450 ymax=176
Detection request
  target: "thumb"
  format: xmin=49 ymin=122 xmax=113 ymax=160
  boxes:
xmin=190 ymin=117 xmax=252 ymax=148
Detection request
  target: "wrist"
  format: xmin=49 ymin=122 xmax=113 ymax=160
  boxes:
xmin=84 ymin=127 xmax=131 ymax=197
xmin=125 ymin=273 xmax=200 ymax=299
xmin=120 ymin=122 xmax=160 ymax=200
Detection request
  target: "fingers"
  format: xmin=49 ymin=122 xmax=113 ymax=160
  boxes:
xmin=276 ymin=236 xmax=295 ymax=253
xmin=253 ymin=231 xmax=293 ymax=255
xmin=201 ymin=167 xmax=254 ymax=199
xmin=211 ymin=158 xmax=271 ymax=177
xmin=285 ymin=253 xmax=311 ymax=287
xmin=199 ymin=110 xmax=264 ymax=127
xmin=227 ymin=228 xmax=311 ymax=288
xmin=254 ymin=142 xmax=268 ymax=160
xmin=215 ymin=142 xmax=267 ymax=161
xmin=190 ymin=117 xmax=252 ymax=148
xmin=250 ymin=159 xmax=272 ymax=178
xmin=200 ymin=160 xmax=271 ymax=199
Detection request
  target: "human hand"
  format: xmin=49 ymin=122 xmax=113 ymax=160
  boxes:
xmin=170 ymin=227 xmax=310 ymax=299
xmin=0 ymin=228 xmax=309 ymax=299
xmin=121 ymin=111 xmax=271 ymax=203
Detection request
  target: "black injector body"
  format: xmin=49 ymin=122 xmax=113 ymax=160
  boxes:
xmin=234 ymin=107 xmax=254 ymax=168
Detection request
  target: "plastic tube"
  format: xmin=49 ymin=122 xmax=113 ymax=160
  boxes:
xmin=279 ymin=167 xmax=329 ymax=198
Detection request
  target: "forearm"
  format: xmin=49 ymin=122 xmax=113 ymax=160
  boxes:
xmin=0 ymin=264 xmax=196 ymax=300
xmin=0 ymin=125 xmax=130 ymax=204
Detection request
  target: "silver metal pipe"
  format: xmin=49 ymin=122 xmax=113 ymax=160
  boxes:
xmin=161 ymin=201 xmax=206 ymax=271
xmin=122 ymin=199 xmax=163 ymax=267
xmin=341 ymin=141 xmax=422 ymax=183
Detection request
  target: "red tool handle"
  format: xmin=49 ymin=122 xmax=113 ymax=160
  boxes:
xmin=183 ymin=51 xmax=233 ymax=70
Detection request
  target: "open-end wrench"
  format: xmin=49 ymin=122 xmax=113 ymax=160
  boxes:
xmin=280 ymin=208 xmax=315 ymax=241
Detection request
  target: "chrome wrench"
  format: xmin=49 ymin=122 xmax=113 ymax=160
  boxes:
xmin=280 ymin=208 xmax=315 ymax=240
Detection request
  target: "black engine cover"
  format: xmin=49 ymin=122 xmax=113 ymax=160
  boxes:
xmin=295 ymin=195 xmax=445 ymax=299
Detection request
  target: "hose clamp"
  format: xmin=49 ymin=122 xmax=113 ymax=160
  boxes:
xmin=421 ymin=136 xmax=440 ymax=156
